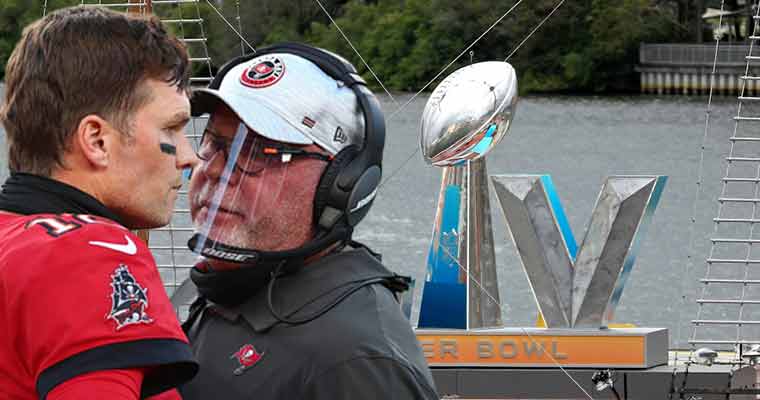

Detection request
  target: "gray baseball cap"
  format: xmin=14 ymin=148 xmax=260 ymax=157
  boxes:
xmin=191 ymin=52 xmax=365 ymax=155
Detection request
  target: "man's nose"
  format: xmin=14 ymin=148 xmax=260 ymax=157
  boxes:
xmin=176 ymin=134 xmax=200 ymax=171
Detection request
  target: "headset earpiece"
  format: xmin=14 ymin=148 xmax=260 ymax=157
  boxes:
xmin=314 ymin=146 xmax=359 ymax=229
xmin=314 ymin=145 xmax=382 ymax=230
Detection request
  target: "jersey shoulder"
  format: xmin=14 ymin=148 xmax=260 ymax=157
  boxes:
xmin=0 ymin=212 xmax=141 ymax=250
xmin=0 ymin=212 xmax=151 ymax=275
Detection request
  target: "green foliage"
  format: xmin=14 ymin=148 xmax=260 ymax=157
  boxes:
xmin=561 ymin=52 xmax=594 ymax=89
xmin=0 ymin=0 xmax=76 ymax=80
xmin=200 ymin=0 xmax=347 ymax=62
xmin=307 ymin=0 xmax=448 ymax=91
xmin=158 ymin=2 xmax=223 ymax=78
xmin=0 ymin=0 xmax=693 ymax=93
xmin=586 ymin=0 xmax=680 ymax=91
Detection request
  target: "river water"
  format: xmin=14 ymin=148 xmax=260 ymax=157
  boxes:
xmin=0 ymin=85 xmax=748 ymax=348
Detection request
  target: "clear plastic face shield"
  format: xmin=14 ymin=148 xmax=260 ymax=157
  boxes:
xmin=188 ymin=117 xmax=332 ymax=265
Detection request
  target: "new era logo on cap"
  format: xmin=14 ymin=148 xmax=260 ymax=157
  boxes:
xmin=333 ymin=126 xmax=348 ymax=144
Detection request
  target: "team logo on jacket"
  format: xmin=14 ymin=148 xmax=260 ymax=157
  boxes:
xmin=106 ymin=264 xmax=152 ymax=330
xmin=240 ymin=56 xmax=285 ymax=88
xmin=231 ymin=344 xmax=265 ymax=375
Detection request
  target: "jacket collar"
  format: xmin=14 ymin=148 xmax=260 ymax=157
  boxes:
xmin=0 ymin=172 xmax=123 ymax=224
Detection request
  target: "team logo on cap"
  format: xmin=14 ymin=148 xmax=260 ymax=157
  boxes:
xmin=240 ymin=55 xmax=285 ymax=88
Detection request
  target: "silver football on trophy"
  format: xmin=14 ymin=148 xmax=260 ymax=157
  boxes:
xmin=420 ymin=61 xmax=518 ymax=166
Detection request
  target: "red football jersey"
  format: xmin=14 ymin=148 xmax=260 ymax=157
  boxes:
xmin=0 ymin=211 xmax=196 ymax=399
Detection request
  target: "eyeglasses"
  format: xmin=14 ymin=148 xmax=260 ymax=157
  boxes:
xmin=196 ymin=127 xmax=333 ymax=176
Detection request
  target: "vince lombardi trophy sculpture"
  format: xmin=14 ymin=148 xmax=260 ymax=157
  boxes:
xmin=417 ymin=62 xmax=518 ymax=329
xmin=414 ymin=63 xmax=669 ymax=376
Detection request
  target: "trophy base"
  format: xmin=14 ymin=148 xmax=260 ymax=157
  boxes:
xmin=415 ymin=327 xmax=668 ymax=369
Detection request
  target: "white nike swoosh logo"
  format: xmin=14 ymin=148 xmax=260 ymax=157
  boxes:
xmin=89 ymin=235 xmax=137 ymax=255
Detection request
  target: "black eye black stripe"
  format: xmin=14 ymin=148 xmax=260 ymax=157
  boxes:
xmin=160 ymin=143 xmax=177 ymax=155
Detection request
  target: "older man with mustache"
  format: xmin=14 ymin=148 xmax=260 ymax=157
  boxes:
xmin=179 ymin=43 xmax=438 ymax=399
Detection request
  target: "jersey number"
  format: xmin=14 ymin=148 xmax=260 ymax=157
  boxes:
xmin=26 ymin=214 xmax=101 ymax=237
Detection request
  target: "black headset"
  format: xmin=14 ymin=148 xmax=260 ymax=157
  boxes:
xmin=199 ymin=42 xmax=385 ymax=232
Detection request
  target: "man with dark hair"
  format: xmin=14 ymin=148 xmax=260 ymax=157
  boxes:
xmin=179 ymin=43 xmax=438 ymax=399
xmin=0 ymin=6 xmax=198 ymax=400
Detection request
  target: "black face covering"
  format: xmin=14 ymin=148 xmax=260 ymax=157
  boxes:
xmin=188 ymin=242 xmax=401 ymax=329
xmin=0 ymin=172 xmax=123 ymax=223
xmin=189 ymin=258 xmax=300 ymax=308
xmin=187 ymin=224 xmax=352 ymax=308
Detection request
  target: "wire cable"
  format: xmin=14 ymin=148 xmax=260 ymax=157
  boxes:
xmin=203 ymin=0 xmax=257 ymax=54
xmin=504 ymin=0 xmax=566 ymax=62
xmin=438 ymin=243 xmax=595 ymax=399
xmin=313 ymin=0 xmax=399 ymax=106
xmin=379 ymin=0 xmax=566 ymax=189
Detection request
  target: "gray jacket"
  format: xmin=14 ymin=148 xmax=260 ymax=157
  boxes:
xmin=180 ymin=247 xmax=438 ymax=399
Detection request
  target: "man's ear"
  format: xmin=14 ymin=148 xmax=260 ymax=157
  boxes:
xmin=74 ymin=114 xmax=113 ymax=168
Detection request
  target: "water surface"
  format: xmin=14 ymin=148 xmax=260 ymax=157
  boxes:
xmin=0 ymin=84 xmax=746 ymax=347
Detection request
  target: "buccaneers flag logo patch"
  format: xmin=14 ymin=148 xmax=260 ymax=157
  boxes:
xmin=231 ymin=344 xmax=265 ymax=375
xmin=106 ymin=264 xmax=152 ymax=330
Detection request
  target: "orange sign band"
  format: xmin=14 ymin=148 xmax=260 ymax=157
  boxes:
xmin=416 ymin=333 xmax=647 ymax=367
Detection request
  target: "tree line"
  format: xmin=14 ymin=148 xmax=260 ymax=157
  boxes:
xmin=0 ymin=0 xmax=742 ymax=93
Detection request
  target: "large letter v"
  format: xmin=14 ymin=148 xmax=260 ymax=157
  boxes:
xmin=490 ymin=175 xmax=666 ymax=328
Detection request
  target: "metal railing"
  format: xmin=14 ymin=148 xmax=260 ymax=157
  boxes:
xmin=79 ymin=0 xmax=214 ymax=317
xmin=640 ymin=43 xmax=754 ymax=67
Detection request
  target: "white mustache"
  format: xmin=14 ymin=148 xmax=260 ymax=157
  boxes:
xmin=191 ymin=181 xmax=244 ymax=216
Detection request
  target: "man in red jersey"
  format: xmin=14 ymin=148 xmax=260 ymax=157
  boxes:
xmin=0 ymin=6 xmax=199 ymax=400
